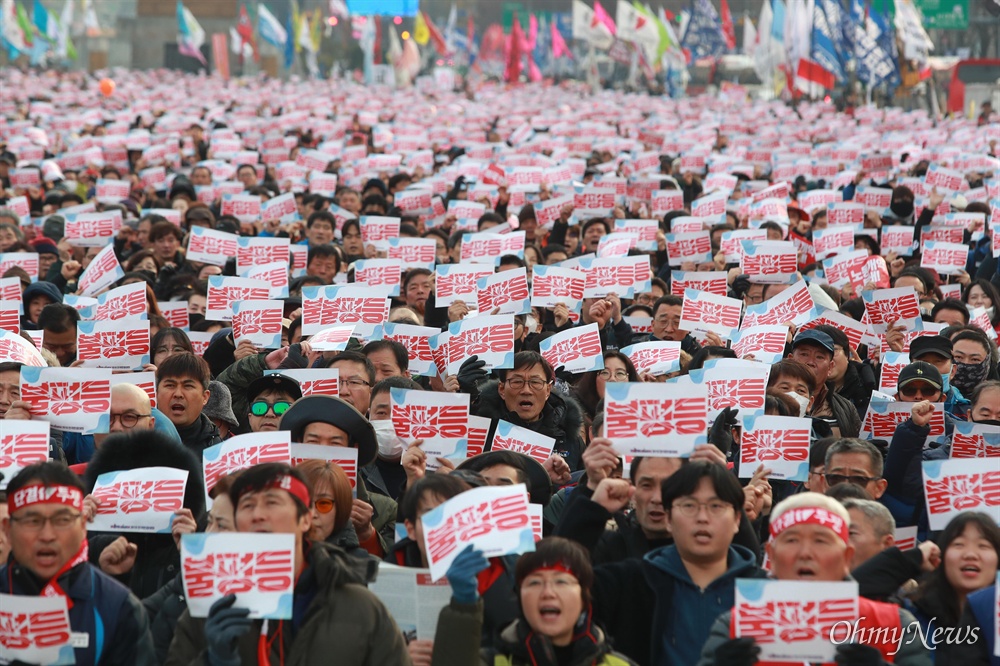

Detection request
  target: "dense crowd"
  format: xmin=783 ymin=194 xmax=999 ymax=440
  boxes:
xmin=0 ymin=68 xmax=998 ymax=666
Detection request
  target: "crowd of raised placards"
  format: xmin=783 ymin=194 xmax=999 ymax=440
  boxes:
xmin=0 ymin=68 xmax=998 ymax=666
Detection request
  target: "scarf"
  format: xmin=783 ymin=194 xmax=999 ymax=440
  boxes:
xmin=951 ymin=357 xmax=990 ymax=398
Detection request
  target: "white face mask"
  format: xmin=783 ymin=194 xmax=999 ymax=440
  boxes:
xmin=785 ymin=391 xmax=810 ymax=418
xmin=525 ymin=315 xmax=538 ymax=333
xmin=371 ymin=419 xmax=406 ymax=459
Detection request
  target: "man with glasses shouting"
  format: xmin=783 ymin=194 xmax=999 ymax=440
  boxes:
xmin=1 ymin=462 xmax=156 ymax=665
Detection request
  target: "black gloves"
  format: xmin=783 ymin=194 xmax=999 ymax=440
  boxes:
xmin=713 ymin=636 xmax=760 ymax=666
xmin=456 ymin=355 xmax=488 ymax=397
xmin=835 ymin=643 xmax=886 ymax=665
xmin=708 ymin=406 xmax=740 ymax=459
xmin=278 ymin=343 xmax=310 ymax=370
xmin=204 ymin=594 xmax=251 ymax=666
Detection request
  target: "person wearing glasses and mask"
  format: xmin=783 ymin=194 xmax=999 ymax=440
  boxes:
xmin=473 ymin=351 xmax=587 ymax=471
xmin=0 ymin=462 xmax=156 ymax=666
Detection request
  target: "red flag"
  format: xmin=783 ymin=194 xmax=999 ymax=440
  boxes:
xmin=720 ymin=0 xmax=737 ymax=50
xmin=237 ymin=4 xmax=259 ymax=63
xmin=796 ymin=58 xmax=836 ymax=89
xmin=467 ymin=14 xmax=475 ymax=48
xmin=551 ymin=21 xmax=572 ymax=60
xmin=373 ymin=15 xmax=382 ymax=65
xmin=504 ymin=13 xmax=524 ymax=83
xmin=422 ymin=11 xmax=450 ymax=56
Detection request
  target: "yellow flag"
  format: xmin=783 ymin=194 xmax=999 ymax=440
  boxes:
xmin=413 ymin=11 xmax=430 ymax=45
xmin=311 ymin=8 xmax=322 ymax=52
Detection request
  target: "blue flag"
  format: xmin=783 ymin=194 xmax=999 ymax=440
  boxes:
xmin=852 ymin=3 xmax=898 ymax=89
xmin=283 ymin=10 xmax=294 ymax=69
xmin=811 ymin=0 xmax=846 ymax=82
xmin=681 ymin=0 xmax=728 ymax=60
xmin=770 ymin=0 xmax=787 ymax=41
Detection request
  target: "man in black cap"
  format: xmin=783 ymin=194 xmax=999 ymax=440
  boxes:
xmin=893 ymin=360 xmax=944 ymax=405
xmin=787 ymin=329 xmax=861 ymax=438
xmin=279 ymin=395 xmax=395 ymax=555
xmin=245 ymin=373 xmax=302 ymax=434
xmin=906 ymin=335 xmax=971 ymax=418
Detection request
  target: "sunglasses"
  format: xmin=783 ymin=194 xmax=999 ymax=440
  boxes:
xmin=250 ymin=401 xmax=292 ymax=417
xmin=314 ymin=499 xmax=335 ymax=514
xmin=898 ymin=384 xmax=939 ymax=398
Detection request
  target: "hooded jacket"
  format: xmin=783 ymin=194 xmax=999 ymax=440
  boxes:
xmin=20 ymin=280 xmax=63 ymax=329
xmin=84 ymin=430 xmax=205 ymax=600
xmin=165 ymin=543 xmax=409 ymax=666
xmin=474 ymin=380 xmax=587 ymax=471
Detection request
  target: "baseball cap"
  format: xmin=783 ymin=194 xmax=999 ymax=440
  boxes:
xmin=908 ymin=335 xmax=953 ymax=362
xmin=247 ymin=373 xmax=303 ymax=405
xmin=791 ymin=329 xmax=835 ymax=354
xmin=897 ymin=361 xmax=943 ymax=391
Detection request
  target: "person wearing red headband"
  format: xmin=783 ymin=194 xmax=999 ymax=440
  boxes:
xmin=697 ymin=493 xmax=930 ymax=666
xmin=164 ymin=463 xmax=408 ymax=666
xmin=0 ymin=461 xmax=155 ymax=666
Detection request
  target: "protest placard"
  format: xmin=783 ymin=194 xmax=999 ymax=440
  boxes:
xmin=89 ymin=467 xmax=188 ymax=533
xmin=603 ymin=379 xmax=708 ymax=456
xmin=19 ymin=366 xmax=110 ymax=434
xmin=0 ymin=593 xmax=74 ymax=665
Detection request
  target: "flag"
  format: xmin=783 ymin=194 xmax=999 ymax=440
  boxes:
xmin=593 ymin=1 xmax=617 ymax=35
xmin=311 ymin=8 xmax=322 ymax=51
xmin=387 ymin=24 xmax=402 ymax=64
xmin=504 ymin=12 xmax=523 ymax=83
xmin=237 ymin=4 xmax=258 ymax=62
xmin=15 ymin=1 xmax=32 ymax=46
xmin=807 ymin=0 xmax=846 ymax=85
xmin=33 ymin=0 xmax=56 ymax=42
xmin=80 ymin=0 xmax=98 ymax=36
xmin=894 ymin=0 xmax=932 ymax=65
xmin=572 ymin=0 xmax=614 ymax=49
xmin=659 ymin=6 xmax=686 ymax=66
xmin=445 ymin=3 xmax=457 ymax=54
xmin=257 ymin=4 xmax=287 ymax=48
xmin=229 ymin=27 xmax=253 ymax=59
xmin=57 ymin=0 xmax=76 ymax=60
xmin=283 ymin=8 xmax=294 ymax=68
xmin=616 ymin=1 xmax=659 ymax=63
xmin=743 ymin=14 xmax=757 ymax=55
xmin=176 ymin=2 xmax=207 ymax=65
xmin=297 ymin=7 xmax=314 ymax=53
xmin=551 ymin=18 xmax=572 ymax=59
xmin=720 ymin=0 xmax=737 ymax=50
xmin=681 ymin=0 xmax=727 ymax=60
xmin=1 ymin=0 xmax=26 ymax=55
xmin=642 ymin=2 xmax=673 ymax=61
xmin=290 ymin=0 xmax=301 ymax=53
xmin=770 ymin=0 xmax=786 ymax=41
xmin=419 ymin=10 xmax=449 ymax=55
xmin=852 ymin=0 xmax=898 ymax=89
xmin=413 ymin=10 xmax=429 ymax=45
xmin=525 ymin=13 xmax=542 ymax=81
xmin=329 ymin=0 xmax=348 ymax=18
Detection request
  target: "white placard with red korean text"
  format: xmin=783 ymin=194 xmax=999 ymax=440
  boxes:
xmin=444 ymin=314 xmax=515 ymax=375
xmin=614 ymin=219 xmax=659 ymax=251
xmin=741 ymin=281 xmax=816 ymax=329
xmin=491 ymin=420 xmax=556 ymax=465
xmin=305 ymin=324 xmax=357 ymax=352
xmin=95 ymin=177 xmax=131 ymax=204
xmin=894 ymin=526 xmax=918 ymax=551
xmin=64 ymin=211 xmax=122 ymax=248
xmin=76 ymin=319 xmax=150 ymax=371
xmin=720 ymin=230 xmax=768 ymax=263
xmin=621 ymin=341 xmax=682 ymax=375
xmin=680 ymin=289 xmax=743 ymax=339
xmin=602 ymin=379 xmax=709 ymax=456
xmin=202 ymin=431 xmax=292 ymax=499
xmin=862 ymin=287 xmax=923 ymax=334
xmin=89 ymin=466 xmax=188 ymax=533
xmin=19 ymin=366 xmax=111 ymax=434
xmin=0 ymin=329 xmax=45 ymax=366
xmin=420 ymin=483 xmax=535 ymax=580
xmin=920 ymin=241 xmax=970 ymax=276
xmin=206 ymin=276 xmax=272 ymax=321
xmin=0 ymin=419 xmax=50 ymax=490
xmin=78 ymin=243 xmax=124 ymax=297
xmin=461 ymin=231 xmax=526 ymax=265
xmin=596 ymin=232 xmax=638 ymax=258
xmin=260 ymin=192 xmax=299 ymax=225
xmin=300 ymin=285 xmax=389 ymax=337
xmin=390 ymin=388 xmax=469 ymax=462
xmin=289 ymin=444 xmax=358 ymax=491
xmin=159 ymin=300 xmax=190 ymax=330
xmin=264 ymin=368 xmax=339 ymax=398
xmin=580 ymin=255 xmax=651 ymax=298
xmin=739 ymin=415 xmax=812 ymax=480
xmin=539 ymin=323 xmax=604 ymax=374
xmin=0 ymin=252 xmax=38 ymax=282
xmin=220 ymin=193 xmax=262 ymax=223
xmin=730 ymin=326 xmax=789 ymax=365
xmin=435 ymin=264 xmax=494 ymax=308
xmin=862 ymin=400 xmax=945 ymax=441
xmin=92 ymin=282 xmax=147 ymax=322
xmin=922 ymin=458 xmax=1000 ymax=531
xmin=651 ymin=190 xmax=684 ymax=217
xmin=877 ymin=352 xmax=910 ymax=396
xmin=232 ymin=300 xmax=284 ymax=348
xmin=112 ymin=370 xmax=156 ymax=408
xmin=181 ymin=533 xmax=295 ymax=619
xmin=855 ymin=186 xmax=893 ymax=211
xmin=289 ymin=244 xmax=308 ymax=279
xmin=881 ymin=225 xmax=917 ymax=256
xmin=243 ymin=261 xmax=290 ymax=300
xmin=478 ymin=268 xmax=530 ymax=315
xmin=354 ymin=258 xmax=403 ymax=297
xmin=360 ymin=215 xmax=401 ymax=248
xmin=187 ymin=227 xmax=239 ymax=266
xmin=740 ymin=241 xmax=798 ymax=284
xmin=950 ymin=421 xmax=1000 ymax=459
xmin=0 ymin=593 xmax=75 ymax=665
xmin=236 ymin=237 xmax=291 ymax=276
xmin=734 ymin=579 xmax=858 ymax=664
xmin=387 ymin=237 xmax=437 ymax=271
xmin=689 ymin=358 xmax=771 ymax=421
xmin=664 ymin=232 xmax=713 ymax=266
xmin=0 ymin=299 xmax=18 ymax=334
xmin=374 ymin=322 xmax=438 ymax=377
xmin=369 ymin=563 xmax=453 ymax=641
xmin=671 ymin=271 xmax=728 ymax=297
xmin=531 ymin=266 xmax=585 ymax=310
xmin=811 ymin=225 xmax=856 ymax=259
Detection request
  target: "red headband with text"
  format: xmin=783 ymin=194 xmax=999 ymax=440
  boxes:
xmin=264 ymin=475 xmax=311 ymax=509
xmin=769 ymin=506 xmax=850 ymax=545
xmin=8 ymin=484 xmax=85 ymax=514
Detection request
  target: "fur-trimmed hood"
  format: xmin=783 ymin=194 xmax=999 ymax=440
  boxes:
xmin=84 ymin=429 xmax=205 ymax=516
xmin=474 ymin=380 xmax=587 ymax=470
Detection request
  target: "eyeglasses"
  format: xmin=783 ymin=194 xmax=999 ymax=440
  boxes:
xmin=250 ymin=400 xmax=292 ymax=417
xmin=898 ymin=385 xmax=940 ymax=399
xmin=671 ymin=500 xmax=732 ymax=517
xmin=824 ymin=473 xmax=880 ymax=488
xmin=504 ymin=377 xmax=551 ymax=391
xmin=110 ymin=412 xmax=151 ymax=428
xmin=598 ymin=369 xmax=629 ymax=381
xmin=10 ymin=512 xmax=82 ymax=531
xmin=342 ymin=378 xmax=371 ymax=388
xmin=314 ymin=499 xmax=335 ymax=514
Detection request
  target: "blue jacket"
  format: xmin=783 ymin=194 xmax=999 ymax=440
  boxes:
xmin=882 ymin=415 xmax=954 ymax=531
xmin=0 ymin=560 xmax=155 ymax=666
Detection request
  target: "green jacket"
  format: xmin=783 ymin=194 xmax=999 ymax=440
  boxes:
xmin=164 ymin=543 xmax=409 ymax=666
xmin=431 ymin=599 xmax=637 ymax=666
